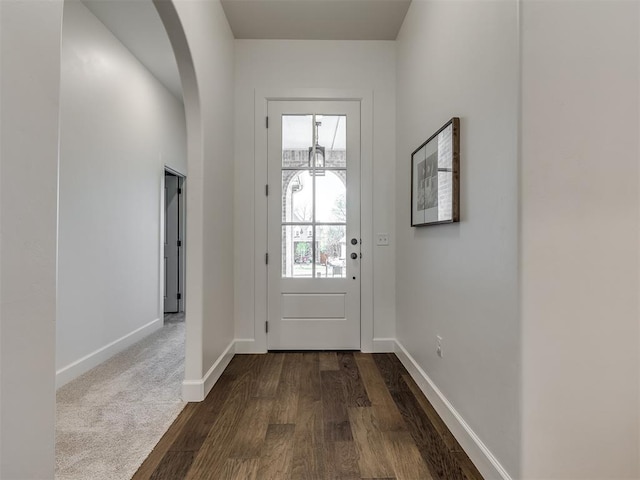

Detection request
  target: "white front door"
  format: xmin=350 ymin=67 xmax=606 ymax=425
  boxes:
xmin=267 ymin=100 xmax=361 ymax=349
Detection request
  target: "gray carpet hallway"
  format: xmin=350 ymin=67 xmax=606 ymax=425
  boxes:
xmin=55 ymin=315 xmax=186 ymax=480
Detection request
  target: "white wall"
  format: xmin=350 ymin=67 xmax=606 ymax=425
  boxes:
xmin=520 ymin=1 xmax=640 ymax=478
xmin=160 ymin=0 xmax=236 ymax=390
xmin=395 ymin=1 xmax=520 ymax=477
xmin=0 ymin=0 xmax=63 ymax=476
xmin=56 ymin=0 xmax=187 ymax=385
xmin=234 ymin=40 xmax=396 ymax=347
xmin=0 ymin=0 xmax=234 ymax=475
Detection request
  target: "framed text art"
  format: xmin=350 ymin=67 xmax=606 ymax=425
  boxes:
xmin=411 ymin=117 xmax=460 ymax=227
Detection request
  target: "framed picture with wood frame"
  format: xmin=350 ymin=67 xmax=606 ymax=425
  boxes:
xmin=411 ymin=117 xmax=460 ymax=227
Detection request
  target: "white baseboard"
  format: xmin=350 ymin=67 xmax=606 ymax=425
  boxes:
xmin=234 ymin=338 xmax=265 ymax=354
xmin=394 ymin=340 xmax=513 ymax=480
xmin=372 ymin=337 xmax=396 ymax=352
xmin=56 ymin=317 xmax=163 ymax=389
xmin=182 ymin=339 xmax=236 ymax=402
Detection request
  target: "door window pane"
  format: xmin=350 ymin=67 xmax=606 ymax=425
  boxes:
xmin=282 ymin=170 xmax=313 ymax=222
xmin=282 ymin=115 xmax=346 ymax=169
xmin=315 ymin=171 xmax=346 ymax=223
xmin=282 ymin=115 xmax=313 ymax=168
xmin=317 ymin=115 xmax=346 ymax=168
xmin=315 ymin=225 xmax=346 ymax=278
xmin=282 ymin=225 xmax=314 ymax=278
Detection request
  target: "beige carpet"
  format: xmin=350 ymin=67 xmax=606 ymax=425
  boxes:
xmin=56 ymin=316 xmax=186 ymax=480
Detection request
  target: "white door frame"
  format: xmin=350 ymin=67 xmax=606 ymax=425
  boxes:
xmin=252 ymin=88 xmax=374 ymax=353
xmin=160 ymin=166 xmax=186 ymax=318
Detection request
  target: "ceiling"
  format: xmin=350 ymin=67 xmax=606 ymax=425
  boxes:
xmin=221 ymin=0 xmax=411 ymax=40
xmin=82 ymin=0 xmax=412 ymax=101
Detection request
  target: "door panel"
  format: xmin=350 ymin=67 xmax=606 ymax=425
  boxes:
xmin=267 ymin=101 xmax=361 ymax=350
xmin=281 ymin=293 xmax=346 ymax=319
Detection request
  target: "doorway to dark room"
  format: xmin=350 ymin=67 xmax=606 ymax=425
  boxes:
xmin=164 ymin=168 xmax=185 ymax=315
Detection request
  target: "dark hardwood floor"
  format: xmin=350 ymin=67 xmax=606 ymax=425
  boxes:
xmin=133 ymin=352 xmax=483 ymax=480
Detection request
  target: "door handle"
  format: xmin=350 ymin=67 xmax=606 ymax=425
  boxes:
xmin=350 ymin=252 xmax=358 ymax=260
xmin=350 ymin=238 xmax=358 ymax=245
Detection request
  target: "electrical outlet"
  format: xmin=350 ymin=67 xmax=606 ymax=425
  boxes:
xmin=436 ymin=335 xmax=443 ymax=358
xmin=376 ymin=233 xmax=389 ymax=246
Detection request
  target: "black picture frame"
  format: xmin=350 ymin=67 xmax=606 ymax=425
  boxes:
xmin=411 ymin=117 xmax=460 ymax=227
